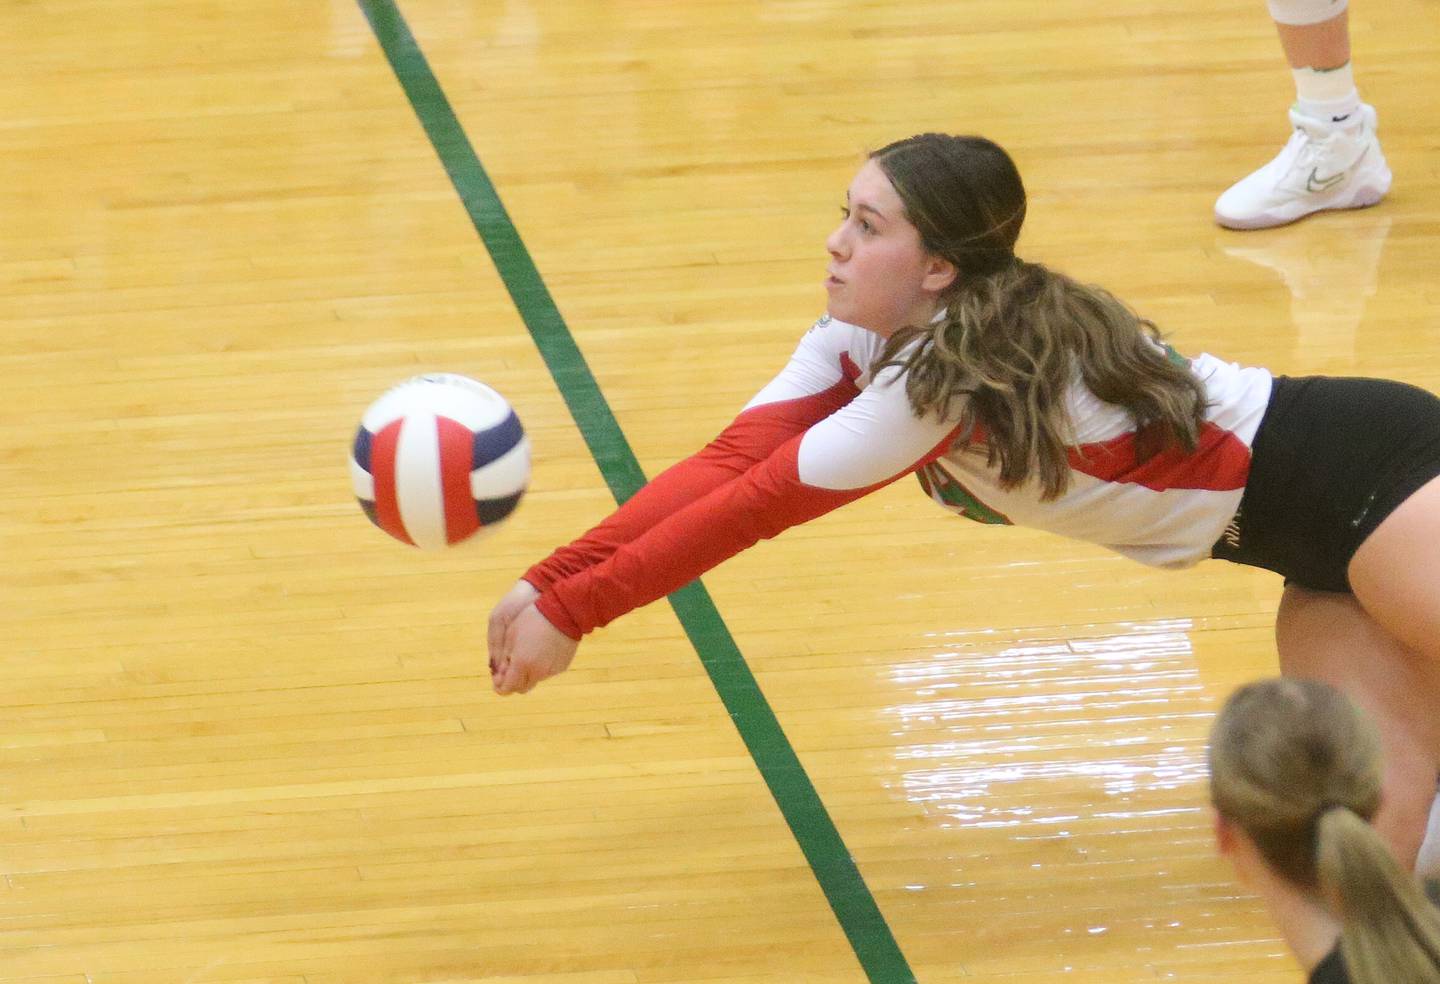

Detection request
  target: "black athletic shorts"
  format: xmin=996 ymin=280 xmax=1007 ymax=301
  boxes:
xmin=1209 ymin=375 xmax=1440 ymax=592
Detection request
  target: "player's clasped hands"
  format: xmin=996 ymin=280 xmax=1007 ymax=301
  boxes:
xmin=487 ymin=580 xmax=579 ymax=695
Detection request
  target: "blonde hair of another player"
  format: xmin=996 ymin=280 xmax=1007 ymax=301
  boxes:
xmin=1209 ymin=678 xmax=1440 ymax=983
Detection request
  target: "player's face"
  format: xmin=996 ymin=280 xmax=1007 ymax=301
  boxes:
xmin=824 ymin=160 xmax=956 ymax=337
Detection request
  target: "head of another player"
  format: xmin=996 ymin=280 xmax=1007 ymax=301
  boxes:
xmin=833 ymin=132 xmax=1207 ymax=500
xmin=1208 ymin=677 xmax=1440 ymax=983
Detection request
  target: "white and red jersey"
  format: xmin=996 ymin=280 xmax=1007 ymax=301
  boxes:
xmin=525 ymin=315 xmax=1273 ymax=638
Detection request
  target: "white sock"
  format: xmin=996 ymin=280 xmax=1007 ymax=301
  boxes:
xmin=1293 ymin=63 xmax=1361 ymax=123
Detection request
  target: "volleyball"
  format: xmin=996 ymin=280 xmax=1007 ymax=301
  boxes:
xmin=350 ymin=373 xmax=530 ymax=549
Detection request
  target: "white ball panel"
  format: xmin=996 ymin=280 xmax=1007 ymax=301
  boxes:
xmin=471 ymin=437 xmax=532 ymax=499
xmin=393 ymin=412 xmax=449 ymax=551
xmin=361 ymin=374 xmax=511 ymax=433
xmin=349 ymin=455 xmax=375 ymax=500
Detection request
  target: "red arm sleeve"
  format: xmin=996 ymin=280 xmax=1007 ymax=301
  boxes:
xmin=535 ymin=420 xmax=958 ymax=639
xmin=521 ymin=373 xmax=860 ymax=593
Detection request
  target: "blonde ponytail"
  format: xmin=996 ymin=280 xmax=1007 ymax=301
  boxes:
xmin=1210 ymin=679 xmax=1440 ymax=984
xmin=1316 ymin=806 xmax=1440 ymax=983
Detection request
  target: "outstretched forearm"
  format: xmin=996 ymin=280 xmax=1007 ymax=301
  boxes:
xmin=536 ymin=383 xmax=962 ymax=638
xmin=523 ymin=375 xmax=861 ymax=591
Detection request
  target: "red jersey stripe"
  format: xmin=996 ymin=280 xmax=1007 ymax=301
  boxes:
xmin=1066 ymin=422 xmax=1251 ymax=492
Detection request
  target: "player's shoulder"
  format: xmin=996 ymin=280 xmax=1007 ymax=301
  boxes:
xmin=805 ymin=313 xmax=862 ymax=337
xmin=797 ymin=315 xmax=887 ymax=384
xmin=802 ymin=314 xmax=883 ymax=357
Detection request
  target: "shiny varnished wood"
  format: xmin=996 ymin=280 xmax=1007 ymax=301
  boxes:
xmin=2 ymin=0 xmax=1436 ymax=981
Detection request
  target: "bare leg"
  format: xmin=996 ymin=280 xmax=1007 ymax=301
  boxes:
xmin=1346 ymin=473 xmax=1440 ymax=873
xmin=1276 ymin=584 xmax=1440 ymax=867
xmin=1349 ymin=474 xmax=1440 ymax=660
xmin=1276 ymin=10 xmax=1350 ymax=69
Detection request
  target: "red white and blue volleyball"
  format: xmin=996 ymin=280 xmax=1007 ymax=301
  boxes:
xmin=350 ymin=374 xmax=530 ymax=549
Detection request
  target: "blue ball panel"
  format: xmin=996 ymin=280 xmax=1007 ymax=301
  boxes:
xmin=352 ymin=427 xmax=374 ymax=473
xmin=472 ymin=411 xmax=524 ymax=466
xmin=476 ymin=490 xmax=524 ymax=526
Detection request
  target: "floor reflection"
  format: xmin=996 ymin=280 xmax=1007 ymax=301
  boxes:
xmin=867 ymin=620 xmax=1270 ymax=972
xmin=1221 ymin=213 xmax=1392 ymax=364
xmin=885 ymin=620 xmax=1210 ymax=828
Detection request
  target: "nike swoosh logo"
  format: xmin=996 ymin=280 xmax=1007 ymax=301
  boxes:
xmin=1306 ymin=145 xmax=1369 ymax=193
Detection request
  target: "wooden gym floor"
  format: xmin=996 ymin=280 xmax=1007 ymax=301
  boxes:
xmin=3 ymin=0 xmax=1438 ymax=981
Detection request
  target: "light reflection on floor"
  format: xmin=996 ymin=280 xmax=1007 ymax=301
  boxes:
xmin=872 ymin=617 xmax=1256 ymax=972
xmin=888 ymin=619 xmax=1211 ymax=829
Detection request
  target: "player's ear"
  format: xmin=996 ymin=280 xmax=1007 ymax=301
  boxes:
xmin=922 ymin=254 xmax=957 ymax=294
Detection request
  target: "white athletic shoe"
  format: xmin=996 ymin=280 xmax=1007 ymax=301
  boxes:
xmin=1214 ymin=104 xmax=1392 ymax=230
